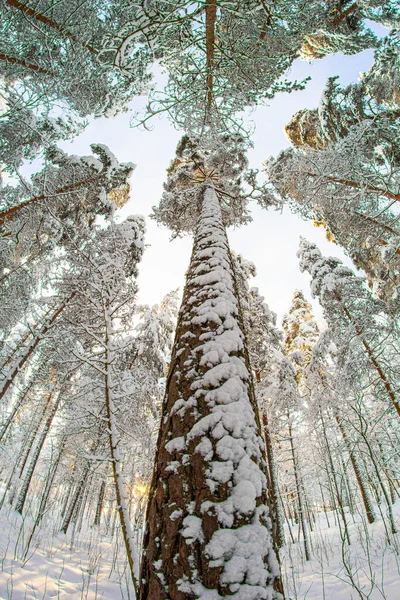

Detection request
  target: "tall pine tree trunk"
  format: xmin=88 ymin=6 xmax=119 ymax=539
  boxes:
xmin=140 ymin=187 xmax=282 ymax=599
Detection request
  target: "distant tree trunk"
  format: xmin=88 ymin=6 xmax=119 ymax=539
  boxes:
xmin=288 ymin=415 xmax=311 ymax=561
xmin=18 ymin=393 xmax=51 ymax=477
xmin=334 ymin=411 xmax=375 ymax=523
xmin=22 ymin=436 xmax=66 ymax=559
xmin=262 ymin=411 xmax=285 ymax=548
xmin=359 ymin=430 xmax=397 ymax=535
xmin=60 ymin=462 xmax=91 ymax=534
xmin=320 ymin=412 xmax=351 ymax=545
xmin=37 ymin=436 xmax=66 ymax=524
xmin=0 ymin=294 xmax=75 ymax=401
xmin=93 ymin=480 xmax=106 ymax=526
xmin=139 ymin=186 xmax=282 ymax=599
xmin=15 ymin=388 xmax=62 ymax=514
xmin=104 ymin=307 xmax=139 ymax=597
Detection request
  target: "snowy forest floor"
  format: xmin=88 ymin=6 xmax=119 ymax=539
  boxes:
xmin=0 ymin=500 xmax=399 ymax=599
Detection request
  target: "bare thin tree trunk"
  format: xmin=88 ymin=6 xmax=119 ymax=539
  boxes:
xmin=22 ymin=436 xmax=66 ymax=559
xmin=18 ymin=393 xmax=51 ymax=478
xmin=339 ymin=301 xmax=400 ymax=419
xmin=360 ymin=431 xmax=397 ymax=535
xmin=140 ymin=187 xmax=282 ymax=599
xmin=0 ymin=380 xmax=33 ymax=443
xmin=60 ymin=462 xmax=91 ymax=534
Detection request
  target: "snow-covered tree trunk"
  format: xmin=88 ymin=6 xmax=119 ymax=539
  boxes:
xmin=140 ymin=186 xmax=282 ymax=599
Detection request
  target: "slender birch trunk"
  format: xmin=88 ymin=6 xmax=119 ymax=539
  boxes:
xmin=140 ymin=187 xmax=282 ymax=599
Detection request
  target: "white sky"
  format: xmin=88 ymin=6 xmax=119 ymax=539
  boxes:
xmin=58 ymin=48 xmax=377 ymax=327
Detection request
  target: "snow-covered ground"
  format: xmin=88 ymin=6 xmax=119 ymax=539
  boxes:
xmin=0 ymin=508 xmax=135 ymax=599
xmin=0 ymin=500 xmax=399 ymax=599
xmin=281 ymin=500 xmax=400 ymax=600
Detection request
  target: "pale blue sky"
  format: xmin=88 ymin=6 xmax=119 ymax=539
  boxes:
xmin=59 ymin=47 xmax=378 ymax=326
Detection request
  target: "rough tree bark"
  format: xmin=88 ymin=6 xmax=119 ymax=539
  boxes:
xmin=140 ymin=186 xmax=282 ymax=599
